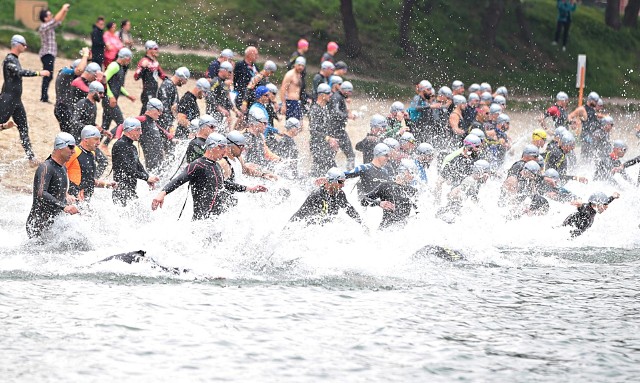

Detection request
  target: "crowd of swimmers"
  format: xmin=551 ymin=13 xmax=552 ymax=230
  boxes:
xmin=1 ymin=34 xmax=636 ymax=240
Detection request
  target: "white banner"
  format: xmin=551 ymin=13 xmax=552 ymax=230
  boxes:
xmin=576 ymin=54 xmax=586 ymax=88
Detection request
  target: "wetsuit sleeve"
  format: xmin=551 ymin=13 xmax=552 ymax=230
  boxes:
xmin=71 ymin=77 xmax=90 ymax=93
xmin=345 ymin=164 xmax=367 ymax=179
xmin=119 ymin=145 xmax=149 ymax=181
xmin=224 ymin=180 xmax=247 ymax=193
xmin=361 ymin=185 xmax=382 ymax=207
xmin=161 ymin=166 xmax=193 ymax=194
xmin=104 ymin=62 xmax=120 ymax=98
xmin=623 ymin=155 xmax=640 ymax=168
xmin=34 ymin=163 xmax=66 ymax=211
xmin=133 ymin=57 xmax=148 ymax=81
xmin=5 ymin=59 xmax=37 ymax=77
xmin=331 ymin=97 xmax=348 ymax=120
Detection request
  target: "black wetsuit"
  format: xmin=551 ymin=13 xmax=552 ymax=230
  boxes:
xmin=54 ymin=67 xmax=77 ymax=134
xmin=562 ymin=197 xmax=615 ymax=237
xmin=70 ymin=98 xmax=98 ymax=141
xmin=273 ymin=135 xmax=299 ymax=178
xmin=345 ymin=163 xmax=391 ymax=198
xmin=135 ymin=56 xmax=166 ymax=115
xmin=244 ymin=131 xmax=270 ymax=167
xmin=290 ymin=187 xmax=361 ymax=225
xmin=432 ymin=104 xmax=454 ymax=151
xmin=594 ymin=154 xmax=631 ymax=184
xmin=112 ymin=136 xmax=150 ymax=206
xmin=355 ymin=135 xmax=380 ymax=164
xmin=157 ymin=78 xmax=179 ymax=130
xmin=185 ymin=136 xmax=206 ymax=163
xmin=69 ymin=97 xmax=108 ymax=176
xmin=70 ymin=76 xmax=91 ymax=106
xmin=205 ymin=77 xmax=233 ymax=120
xmin=362 ymin=182 xmax=417 ymax=229
xmin=536 ymin=176 xmax=575 ymax=203
xmin=441 ymin=150 xmax=477 ymax=187
xmin=328 ymin=91 xmax=355 ymax=160
xmin=233 ymin=60 xmax=258 ymax=108
xmin=0 ymin=53 xmax=38 ymax=159
xmin=309 ymin=102 xmax=336 ymax=176
xmin=589 ymin=126 xmax=611 ymax=160
xmin=311 ymin=73 xmax=329 ymax=102
xmin=176 ymin=91 xmax=200 ymax=139
xmin=544 ymin=145 xmax=570 ymax=179
xmin=462 ymin=106 xmax=477 ymax=132
xmin=408 ymin=94 xmax=435 ymax=143
xmin=580 ymin=105 xmax=599 ymax=160
xmin=26 ymin=157 xmax=68 ymax=238
xmin=621 ymin=155 xmax=640 ymax=185
xmin=139 ymin=116 xmax=165 ymax=171
xmin=161 ymin=156 xmax=244 ymax=220
xmin=206 ymin=60 xmax=221 ymax=79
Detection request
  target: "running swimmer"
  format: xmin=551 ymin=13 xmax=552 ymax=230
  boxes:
xmin=0 ymin=35 xmax=51 ymax=161
xmin=176 ymin=78 xmax=210 ymax=139
xmin=309 ymin=83 xmax=338 ymax=176
xmin=26 ymin=132 xmax=79 ymax=238
xmin=290 ymin=167 xmax=362 ymax=225
xmin=152 ymin=133 xmax=266 ymax=220
xmin=437 ymin=159 xmax=491 ymax=222
xmin=355 ymin=115 xmax=386 ymax=164
xmin=328 ymin=80 xmax=356 ymax=169
xmin=185 ymin=115 xmax=220 ymax=163
xmin=345 ymin=143 xmax=392 ymax=198
xmin=562 ymin=192 xmax=619 ymax=237
xmin=138 ymin=98 xmax=167 ymax=172
xmin=101 ymin=48 xmax=136 ymax=146
xmin=361 ymin=158 xmax=419 ymax=230
xmin=157 ymin=67 xmax=190 ymax=135
xmin=111 ymin=118 xmax=159 ymax=206
xmin=65 ymin=126 xmax=116 ymax=200
xmin=133 ymin=40 xmax=167 ymax=115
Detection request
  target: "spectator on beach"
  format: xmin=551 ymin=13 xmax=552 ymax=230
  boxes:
xmin=37 ymin=3 xmax=70 ymax=103
xmin=117 ymin=19 xmax=134 ymax=49
xmin=103 ymin=21 xmax=123 ymax=69
xmin=91 ymin=17 xmax=105 ymax=67
xmin=553 ymin=0 xmax=577 ymax=52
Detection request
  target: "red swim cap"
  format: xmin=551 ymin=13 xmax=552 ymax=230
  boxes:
xmin=327 ymin=41 xmax=339 ymax=51
xmin=298 ymin=39 xmax=309 ymax=49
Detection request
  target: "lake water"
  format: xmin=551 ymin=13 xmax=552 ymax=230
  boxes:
xmin=1 ymin=131 xmax=640 ymax=382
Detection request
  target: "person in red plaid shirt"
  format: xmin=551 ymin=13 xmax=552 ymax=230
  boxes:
xmin=38 ymin=3 xmax=70 ymax=103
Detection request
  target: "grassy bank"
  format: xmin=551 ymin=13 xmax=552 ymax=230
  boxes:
xmin=1 ymin=0 xmax=639 ymax=98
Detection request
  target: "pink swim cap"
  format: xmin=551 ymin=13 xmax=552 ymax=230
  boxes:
xmin=327 ymin=41 xmax=339 ymax=51
xmin=298 ymin=39 xmax=309 ymax=49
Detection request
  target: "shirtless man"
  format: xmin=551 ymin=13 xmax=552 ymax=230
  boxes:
xmin=280 ymin=56 xmax=306 ymax=120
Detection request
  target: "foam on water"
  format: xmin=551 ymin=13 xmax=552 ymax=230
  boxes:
xmin=1 ymin=152 xmax=639 ymax=284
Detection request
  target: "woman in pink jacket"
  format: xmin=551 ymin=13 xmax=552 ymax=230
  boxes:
xmin=103 ymin=21 xmax=123 ymax=69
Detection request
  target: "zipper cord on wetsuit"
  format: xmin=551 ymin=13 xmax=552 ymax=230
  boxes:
xmin=177 ymin=185 xmax=190 ymax=220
